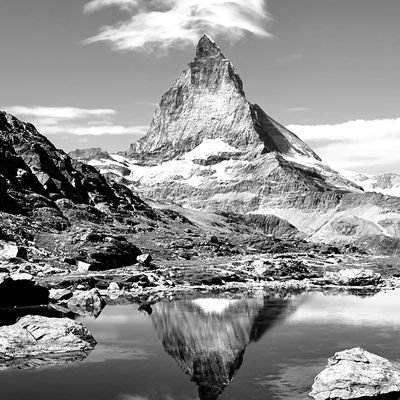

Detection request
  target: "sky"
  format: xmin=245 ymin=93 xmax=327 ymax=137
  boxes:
xmin=0 ymin=0 xmax=399 ymax=174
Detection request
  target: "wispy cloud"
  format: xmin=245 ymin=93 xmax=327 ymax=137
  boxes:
xmin=3 ymin=105 xmax=147 ymax=137
xmin=83 ymin=0 xmax=271 ymax=53
xmin=288 ymin=117 xmax=400 ymax=173
xmin=276 ymin=53 xmax=304 ymax=65
xmin=287 ymin=107 xmax=311 ymax=113
xmin=84 ymin=0 xmax=137 ymax=13
xmin=5 ymin=106 xmax=116 ymax=120
xmin=45 ymin=124 xmax=148 ymax=137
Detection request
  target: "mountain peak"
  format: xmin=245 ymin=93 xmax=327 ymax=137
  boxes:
xmin=196 ymin=34 xmax=225 ymax=59
xmin=128 ymin=34 xmax=320 ymax=162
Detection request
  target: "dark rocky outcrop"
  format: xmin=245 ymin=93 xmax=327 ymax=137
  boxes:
xmin=68 ymin=147 xmax=110 ymax=163
xmin=0 ymin=111 xmax=118 ymax=211
xmin=238 ymin=213 xmax=305 ymax=240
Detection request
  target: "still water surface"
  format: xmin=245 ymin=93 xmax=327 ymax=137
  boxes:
xmin=2 ymin=289 xmax=400 ymax=400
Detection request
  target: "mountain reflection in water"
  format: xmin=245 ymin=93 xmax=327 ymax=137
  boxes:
xmin=151 ymin=296 xmax=300 ymax=400
xmin=4 ymin=291 xmax=400 ymax=399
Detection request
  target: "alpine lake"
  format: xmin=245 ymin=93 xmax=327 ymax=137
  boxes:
xmin=1 ymin=288 xmax=400 ymax=400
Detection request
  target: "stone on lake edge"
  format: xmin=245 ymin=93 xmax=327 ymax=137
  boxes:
xmin=310 ymin=347 xmax=400 ymax=400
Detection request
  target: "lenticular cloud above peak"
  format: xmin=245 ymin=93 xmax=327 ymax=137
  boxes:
xmin=83 ymin=0 xmax=271 ymax=53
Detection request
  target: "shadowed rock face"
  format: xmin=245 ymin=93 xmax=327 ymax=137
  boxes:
xmin=0 ymin=111 xmax=118 ymax=215
xmin=0 ymin=277 xmax=49 ymax=307
xmin=151 ymin=296 xmax=298 ymax=400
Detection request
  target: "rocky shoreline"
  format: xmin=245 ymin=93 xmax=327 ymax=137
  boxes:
xmin=1 ymin=250 xmax=400 ymax=399
xmin=2 ymin=244 xmax=400 ymax=312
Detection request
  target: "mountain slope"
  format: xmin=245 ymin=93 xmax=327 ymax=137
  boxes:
xmin=2 ymin=110 xmax=332 ymax=270
xmin=70 ymin=36 xmax=400 ymax=254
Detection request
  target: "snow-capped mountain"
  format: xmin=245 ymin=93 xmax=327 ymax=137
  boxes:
xmin=71 ymin=35 xmax=400 ymax=254
xmin=350 ymin=173 xmax=400 ymax=197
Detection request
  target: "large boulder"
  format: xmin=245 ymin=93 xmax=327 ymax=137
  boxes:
xmin=71 ymin=230 xmax=142 ymax=271
xmin=310 ymin=347 xmax=400 ymax=400
xmin=323 ymin=268 xmax=382 ymax=286
xmin=0 ymin=242 xmax=27 ymax=260
xmin=0 ymin=315 xmax=96 ymax=370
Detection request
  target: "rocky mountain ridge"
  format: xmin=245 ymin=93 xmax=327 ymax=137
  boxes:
xmin=350 ymin=172 xmax=400 ymax=197
xmin=2 ymin=108 xmax=342 ymax=276
xmin=128 ymin=35 xmax=321 ymax=162
xmin=75 ymin=35 xmax=400 ymax=254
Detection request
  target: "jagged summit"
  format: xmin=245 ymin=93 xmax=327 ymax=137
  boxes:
xmin=196 ymin=34 xmax=226 ymax=59
xmin=128 ymin=36 xmax=319 ymax=161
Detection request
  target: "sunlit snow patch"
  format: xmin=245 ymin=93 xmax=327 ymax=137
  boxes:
xmin=192 ymin=298 xmax=239 ymax=314
xmin=183 ymin=139 xmax=240 ymax=161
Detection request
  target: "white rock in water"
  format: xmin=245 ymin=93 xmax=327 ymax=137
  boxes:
xmin=310 ymin=347 xmax=400 ymax=400
xmin=0 ymin=315 xmax=96 ymax=370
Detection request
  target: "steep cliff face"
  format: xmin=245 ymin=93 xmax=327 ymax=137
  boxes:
xmin=128 ymin=35 xmax=320 ymax=162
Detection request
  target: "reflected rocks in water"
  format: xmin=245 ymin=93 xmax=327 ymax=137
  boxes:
xmin=55 ymin=289 xmax=106 ymax=318
xmin=0 ymin=350 xmax=93 ymax=371
xmin=151 ymin=295 xmax=301 ymax=400
xmin=0 ymin=304 xmax=77 ymax=327
xmin=0 ymin=277 xmax=49 ymax=307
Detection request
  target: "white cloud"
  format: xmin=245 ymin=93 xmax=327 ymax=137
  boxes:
xmin=83 ymin=0 xmax=271 ymax=53
xmin=84 ymin=0 xmax=138 ymax=13
xmin=287 ymin=107 xmax=311 ymax=113
xmin=5 ymin=106 xmax=116 ymax=120
xmin=288 ymin=117 xmax=400 ymax=174
xmin=3 ymin=105 xmax=147 ymax=137
xmin=46 ymin=124 xmax=148 ymax=136
xmin=276 ymin=53 xmax=304 ymax=65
